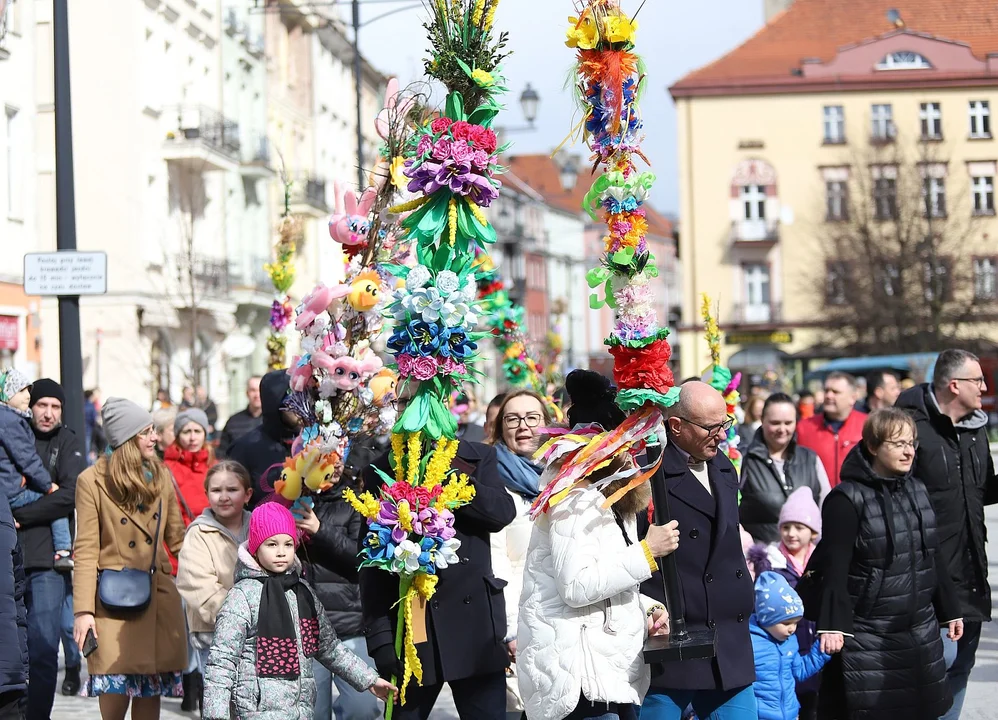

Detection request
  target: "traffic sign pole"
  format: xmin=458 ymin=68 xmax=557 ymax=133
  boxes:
xmin=54 ymin=0 xmax=84 ymax=438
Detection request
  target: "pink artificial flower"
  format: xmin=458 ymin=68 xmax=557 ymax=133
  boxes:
xmin=397 ymin=354 xmax=415 ymax=376
xmin=416 ymin=135 xmax=433 ymax=158
xmin=431 ymin=138 xmax=452 ymax=161
xmin=412 ymin=356 xmax=438 ymax=380
xmin=450 ymin=121 xmax=474 ymax=142
xmin=430 ymin=117 xmax=453 ymax=133
xmin=471 ymin=150 xmax=490 ymax=170
xmin=479 ymin=128 xmax=498 ymax=154
xmin=450 ymin=141 xmax=473 ymax=165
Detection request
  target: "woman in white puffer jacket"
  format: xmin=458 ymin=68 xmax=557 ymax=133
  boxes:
xmin=517 ymin=454 xmax=680 ymax=720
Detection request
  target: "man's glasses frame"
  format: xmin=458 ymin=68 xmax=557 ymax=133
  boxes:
xmin=676 ymin=416 xmax=735 ymax=437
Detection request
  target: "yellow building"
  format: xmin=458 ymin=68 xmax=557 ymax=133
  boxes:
xmin=671 ymin=0 xmax=998 ymax=383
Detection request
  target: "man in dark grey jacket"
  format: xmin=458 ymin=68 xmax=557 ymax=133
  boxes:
xmin=897 ymin=349 xmax=998 ymax=720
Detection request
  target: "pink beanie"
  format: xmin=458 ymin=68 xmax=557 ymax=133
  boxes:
xmin=778 ymin=487 xmax=821 ymax=537
xmin=248 ymin=503 xmax=299 ymax=556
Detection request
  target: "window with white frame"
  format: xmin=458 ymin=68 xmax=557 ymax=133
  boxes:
xmin=823 ymin=105 xmax=845 ymax=143
xmin=826 ymin=181 xmax=848 ymax=221
xmin=923 ymin=258 xmax=951 ymax=302
xmin=743 ymin=264 xmax=771 ymax=322
xmin=5 ymin=106 xmax=21 ymax=219
xmin=741 ymin=184 xmax=766 ymax=221
xmin=974 ymin=257 xmax=998 ymax=300
xmin=874 ymin=177 xmax=898 ymax=220
xmin=969 ymin=101 xmax=991 ymax=138
xmin=876 ymin=51 xmax=932 ymax=70
xmin=923 ymin=177 xmax=946 ymax=218
xmin=920 ymin=102 xmax=942 ymax=139
xmin=871 ymin=104 xmax=895 ymax=140
xmin=973 ymin=175 xmax=994 ymax=215
xmin=826 ymin=262 xmax=848 ymax=306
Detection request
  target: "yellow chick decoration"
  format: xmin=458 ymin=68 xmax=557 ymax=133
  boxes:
xmin=305 ymin=454 xmax=340 ymax=493
xmin=347 ymin=270 xmax=382 ymax=312
xmin=274 ymin=453 xmax=308 ymax=502
xmin=370 ymin=368 xmax=398 ymax=406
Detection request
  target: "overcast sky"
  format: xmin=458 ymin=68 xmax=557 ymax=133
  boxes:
xmin=355 ymin=0 xmax=765 ymax=214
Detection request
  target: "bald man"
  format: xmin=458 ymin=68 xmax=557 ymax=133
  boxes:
xmin=639 ymin=382 xmax=757 ymax=720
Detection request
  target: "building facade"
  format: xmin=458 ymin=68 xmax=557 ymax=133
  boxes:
xmin=672 ymin=0 xmax=998 ymax=382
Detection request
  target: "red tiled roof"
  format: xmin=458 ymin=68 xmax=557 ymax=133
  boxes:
xmin=671 ymin=0 xmax=998 ymax=95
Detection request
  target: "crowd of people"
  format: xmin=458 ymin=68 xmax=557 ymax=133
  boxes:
xmin=0 ymin=349 xmax=994 ymax=720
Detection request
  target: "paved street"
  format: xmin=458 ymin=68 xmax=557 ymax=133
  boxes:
xmin=51 ymin=506 xmax=998 ymax=719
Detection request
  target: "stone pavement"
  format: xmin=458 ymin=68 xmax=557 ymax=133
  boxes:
xmin=50 ymin=507 xmax=998 ymax=719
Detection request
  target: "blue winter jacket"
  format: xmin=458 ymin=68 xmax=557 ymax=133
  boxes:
xmin=749 ymin=614 xmax=830 ymax=720
xmin=0 ymin=404 xmax=52 ymax=500
xmin=0 ymin=492 xmax=28 ymax=696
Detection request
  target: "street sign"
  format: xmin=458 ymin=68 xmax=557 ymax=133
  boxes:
xmin=726 ymin=330 xmax=793 ymax=346
xmin=23 ymin=251 xmax=107 ymax=296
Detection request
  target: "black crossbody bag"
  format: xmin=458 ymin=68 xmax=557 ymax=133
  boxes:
xmin=97 ymin=499 xmax=162 ymax=613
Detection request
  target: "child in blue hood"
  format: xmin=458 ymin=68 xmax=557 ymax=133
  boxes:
xmin=749 ymin=571 xmax=831 ymax=720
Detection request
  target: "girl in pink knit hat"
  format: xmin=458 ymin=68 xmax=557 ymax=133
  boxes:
xmin=746 ymin=487 xmax=823 ymax=720
xmin=202 ymin=502 xmax=395 ymax=719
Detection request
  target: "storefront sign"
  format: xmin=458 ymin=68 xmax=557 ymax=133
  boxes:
xmin=0 ymin=316 xmax=18 ymax=351
xmin=23 ymin=251 xmax=107 ymax=296
xmin=726 ymin=330 xmax=793 ymax=346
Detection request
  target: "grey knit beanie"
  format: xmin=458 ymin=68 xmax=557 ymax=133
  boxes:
xmin=102 ymin=397 xmax=154 ymax=449
xmin=0 ymin=368 xmax=31 ymax=404
xmin=174 ymin=408 xmax=210 ymax=436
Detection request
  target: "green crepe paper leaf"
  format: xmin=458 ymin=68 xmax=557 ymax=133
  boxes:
xmin=455 ymin=58 xmax=474 ymax=80
xmin=445 ymin=92 xmax=465 ymax=121
xmin=395 ymin=393 xmax=430 ymax=434
xmin=604 ymin=278 xmax=617 ymax=309
xmin=708 ymin=365 xmax=732 ymax=393
xmin=382 ymin=263 xmax=409 ymax=278
xmin=414 ymin=196 xmax=451 ymax=247
xmin=373 ymin=465 xmax=395 ymax=488
xmin=465 ymin=203 xmax=497 ymax=245
xmin=612 ymin=247 xmax=636 ymax=266
xmin=589 ymin=292 xmax=606 ymax=310
xmin=432 ymin=242 xmax=454 ymax=272
xmin=587 ymin=267 xmax=612 ymax=288
xmin=616 ymin=387 xmax=681 ymax=412
xmin=468 ymin=100 xmax=500 ymax=128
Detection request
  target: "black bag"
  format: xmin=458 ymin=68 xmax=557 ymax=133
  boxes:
xmin=97 ymin=500 xmax=163 ymax=613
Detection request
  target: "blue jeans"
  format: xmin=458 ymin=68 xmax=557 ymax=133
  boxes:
xmin=640 ymin=686 xmax=757 ymax=720
xmin=61 ymin=574 xmax=79 ymax=668
xmin=313 ymin=636 xmax=380 ymax=720
xmin=939 ymin=621 xmax=983 ymax=720
xmin=9 ymin=490 xmax=71 ymax=552
xmin=24 ymin=569 xmax=66 ymax=720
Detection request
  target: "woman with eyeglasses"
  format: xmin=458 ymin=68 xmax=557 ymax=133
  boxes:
xmin=739 ymin=393 xmax=830 ymax=544
xmin=488 ymin=389 xmax=552 ymax=719
xmin=807 ymin=408 xmax=963 ymax=720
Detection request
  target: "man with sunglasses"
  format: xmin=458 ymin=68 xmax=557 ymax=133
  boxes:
xmin=896 ymin=349 xmax=998 ymax=720
xmin=639 ymin=382 xmax=757 ymax=720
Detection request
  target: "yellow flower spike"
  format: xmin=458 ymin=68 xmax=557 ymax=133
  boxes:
xmin=484 ymin=0 xmax=498 ymax=30
xmin=424 ymin=438 xmax=460 ymax=490
xmin=397 ymin=500 xmax=414 ymax=532
xmin=400 ymin=584 xmax=422 ymax=706
xmin=448 ymin=198 xmax=458 ymax=246
xmin=387 ymin=194 xmax=431 ymax=215
xmin=389 ymin=157 xmax=408 ymax=190
xmin=450 ymin=0 xmax=461 ymax=21
xmin=471 ymin=0 xmax=486 ymax=26
xmin=406 ymin=431 xmax=422 ymax=486
xmin=466 ymin=198 xmax=489 ymax=227
xmin=391 ymin=433 xmax=405 ymax=484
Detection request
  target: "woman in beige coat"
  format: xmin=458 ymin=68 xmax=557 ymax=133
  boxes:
xmin=73 ymin=397 xmax=187 ymax=720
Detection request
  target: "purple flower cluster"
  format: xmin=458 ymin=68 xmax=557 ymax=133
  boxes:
xmin=404 ymin=120 xmax=501 ymax=207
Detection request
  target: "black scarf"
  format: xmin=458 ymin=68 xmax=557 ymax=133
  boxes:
xmin=254 ymin=571 xmax=318 ymax=679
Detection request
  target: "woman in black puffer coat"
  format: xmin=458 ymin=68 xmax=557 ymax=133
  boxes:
xmin=813 ymin=408 xmax=963 ymax=720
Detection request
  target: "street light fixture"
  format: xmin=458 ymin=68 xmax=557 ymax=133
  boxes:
xmin=520 ymin=83 xmax=540 ymax=126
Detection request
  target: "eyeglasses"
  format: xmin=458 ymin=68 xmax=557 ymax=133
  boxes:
xmin=953 ymin=377 xmax=986 ymax=389
xmin=884 ymin=440 xmax=919 ymax=451
xmin=504 ymin=413 xmax=543 ymax=429
xmin=677 ymin=416 xmax=734 ymax=437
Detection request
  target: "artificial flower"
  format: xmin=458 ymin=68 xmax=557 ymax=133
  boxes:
xmin=603 ymin=14 xmax=637 ymax=45
xmin=365 ymin=523 xmax=396 ymax=562
xmin=394 ymin=540 xmax=423 ymax=574
xmin=471 ymin=149 xmax=491 ymax=170
xmin=435 ymin=270 xmax=461 ymax=297
xmin=434 ymin=537 xmax=462 ymax=569
xmin=390 ymin=156 xmax=408 ymax=189
xmin=430 ymin=117 xmax=453 ymax=133
xmin=431 ymin=138 xmax=452 ymax=161
xmin=439 ymin=328 xmax=477 ymax=360
xmin=387 ymin=320 xmax=440 ymax=357
xmin=566 ymin=15 xmax=599 ymax=49
xmin=471 ymin=68 xmax=495 ymax=88
xmin=406 ymin=265 xmax=432 ymax=291
xmin=451 ymin=121 xmax=474 ymax=142
xmin=609 ymin=338 xmax=675 ymax=393
xmin=411 ymin=356 xmax=438 ymax=380
xmin=450 ymin=141 xmax=473 ymax=165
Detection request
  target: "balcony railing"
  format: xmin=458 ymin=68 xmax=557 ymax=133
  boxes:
xmin=164 ymin=105 xmax=241 ymax=169
xmin=730 ymin=302 xmax=783 ymax=325
xmin=240 ymin=135 xmax=273 ymax=175
xmin=175 ymin=253 xmax=231 ymax=298
xmin=730 ymin=219 xmax=779 ymax=244
xmin=289 ymin=175 xmax=328 ymax=215
xmin=229 ymin=256 xmax=273 ymax=294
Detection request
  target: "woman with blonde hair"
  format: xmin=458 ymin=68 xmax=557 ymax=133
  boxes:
xmin=73 ymin=397 xmax=187 ymax=719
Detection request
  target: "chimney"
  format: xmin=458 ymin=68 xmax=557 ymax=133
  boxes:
xmin=764 ymin=0 xmax=794 ymax=22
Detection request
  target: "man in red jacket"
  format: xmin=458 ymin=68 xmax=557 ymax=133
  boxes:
xmin=797 ymin=371 xmax=866 ymax=488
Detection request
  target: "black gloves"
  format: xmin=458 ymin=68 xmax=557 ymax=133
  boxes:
xmin=370 ymin=644 xmax=404 ymax=681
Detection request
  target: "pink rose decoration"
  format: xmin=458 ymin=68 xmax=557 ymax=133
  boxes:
xmin=451 ymin=121 xmax=474 ymax=142
xmin=430 ymin=117 xmax=453 ymax=133
xmin=397 ymin=354 xmax=415 ymax=376
xmin=438 ymin=357 xmax=467 ymax=375
xmin=416 ymin=135 xmax=433 ymax=158
xmin=471 ymin=150 xmax=490 ymax=170
xmin=450 ymin=141 xmax=472 ymax=164
xmin=431 ymin=138 xmax=452 ymax=161
xmin=480 ymin=128 xmax=498 ymax=153
xmin=412 ymin=356 xmax=438 ymax=380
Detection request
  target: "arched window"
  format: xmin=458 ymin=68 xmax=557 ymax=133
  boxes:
xmin=876 ymin=51 xmax=932 ymax=70
xmin=730 ymin=159 xmax=778 ymax=242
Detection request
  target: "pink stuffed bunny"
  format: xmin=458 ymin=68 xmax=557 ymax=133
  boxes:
xmin=328 ymin=183 xmax=377 ymax=248
xmin=295 ymin=282 xmax=350 ymax=331
xmin=375 ymin=78 xmax=416 ymax=142
xmin=289 ymin=355 xmax=315 ymax=393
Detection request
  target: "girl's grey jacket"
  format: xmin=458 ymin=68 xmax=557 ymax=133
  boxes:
xmin=203 ymin=544 xmax=379 ymax=719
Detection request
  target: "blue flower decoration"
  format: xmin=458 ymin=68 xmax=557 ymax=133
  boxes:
xmin=365 ymin=523 xmax=396 ymax=563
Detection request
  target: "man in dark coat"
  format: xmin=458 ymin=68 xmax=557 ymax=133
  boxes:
xmin=0 ymin=492 xmax=28 ymax=720
xmin=360 ymin=440 xmax=516 ymax=720
xmin=639 ymin=381 xmax=757 ymax=720
xmin=25 ymin=380 xmax=87 ymax=698
xmin=218 ymin=376 xmax=263 ymax=458
xmin=296 ymin=479 xmax=380 ymax=720
xmin=896 ymin=349 xmax=998 ymax=720
xmin=10 ymin=379 xmax=84 ymax=718
xmin=228 ymin=369 xmax=298 ymax=508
